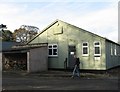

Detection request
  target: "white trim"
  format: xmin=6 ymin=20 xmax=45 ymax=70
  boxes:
xmin=48 ymin=44 xmax=58 ymax=57
xmin=94 ymin=41 xmax=101 ymax=56
xmin=27 ymin=52 xmax=30 ymax=72
xmin=82 ymin=42 xmax=89 ymax=56
xmin=111 ymin=43 xmax=113 ymax=56
xmin=114 ymin=44 xmax=117 ymax=56
xmin=119 ymin=46 xmax=120 ymax=56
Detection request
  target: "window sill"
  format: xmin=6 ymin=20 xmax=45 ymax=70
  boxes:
xmin=94 ymin=55 xmax=101 ymax=57
xmin=82 ymin=54 xmax=89 ymax=57
xmin=48 ymin=55 xmax=58 ymax=57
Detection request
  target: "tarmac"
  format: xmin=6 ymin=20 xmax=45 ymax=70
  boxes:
xmin=2 ymin=70 xmax=119 ymax=91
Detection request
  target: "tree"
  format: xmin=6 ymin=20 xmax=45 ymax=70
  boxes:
xmin=0 ymin=30 xmax=13 ymax=41
xmin=0 ymin=24 xmax=14 ymax=41
xmin=13 ymin=25 xmax=39 ymax=43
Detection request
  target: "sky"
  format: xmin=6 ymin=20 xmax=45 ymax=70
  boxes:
xmin=0 ymin=0 xmax=119 ymax=42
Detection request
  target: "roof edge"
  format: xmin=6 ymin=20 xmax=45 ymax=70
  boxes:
xmin=26 ymin=19 xmax=119 ymax=46
xmin=26 ymin=19 xmax=59 ymax=44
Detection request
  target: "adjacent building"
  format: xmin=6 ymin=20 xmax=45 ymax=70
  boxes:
xmin=1 ymin=41 xmax=48 ymax=72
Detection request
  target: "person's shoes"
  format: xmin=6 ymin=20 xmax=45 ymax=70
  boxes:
xmin=71 ymin=76 xmax=74 ymax=79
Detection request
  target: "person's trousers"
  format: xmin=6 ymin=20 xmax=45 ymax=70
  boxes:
xmin=72 ymin=65 xmax=80 ymax=77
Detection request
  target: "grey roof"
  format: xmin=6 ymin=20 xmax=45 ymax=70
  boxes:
xmin=0 ymin=41 xmax=20 ymax=52
xmin=12 ymin=43 xmax=48 ymax=50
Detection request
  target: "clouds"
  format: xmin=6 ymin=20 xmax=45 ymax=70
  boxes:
xmin=0 ymin=1 xmax=118 ymax=42
xmin=0 ymin=0 xmax=119 ymax=3
xmin=69 ymin=4 xmax=118 ymax=41
xmin=0 ymin=3 xmax=27 ymax=30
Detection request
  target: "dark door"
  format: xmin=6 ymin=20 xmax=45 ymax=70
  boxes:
xmin=68 ymin=46 xmax=76 ymax=69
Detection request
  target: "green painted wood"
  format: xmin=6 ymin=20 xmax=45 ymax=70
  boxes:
xmin=29 ymin=20 xmax=120 ymax=70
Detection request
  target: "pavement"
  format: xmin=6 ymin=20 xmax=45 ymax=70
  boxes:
xmin=2 ymin=70 xmax=118 ymax=79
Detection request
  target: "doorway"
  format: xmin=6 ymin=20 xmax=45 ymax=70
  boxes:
xmin=68 ymin=46 xmax=76 ymax=69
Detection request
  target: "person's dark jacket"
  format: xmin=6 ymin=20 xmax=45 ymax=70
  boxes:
xmin=75 ymin=58 xmax=80 ymax=68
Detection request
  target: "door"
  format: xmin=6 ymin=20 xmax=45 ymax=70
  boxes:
xmin=68 ymin=46 xmax=76 ymax=69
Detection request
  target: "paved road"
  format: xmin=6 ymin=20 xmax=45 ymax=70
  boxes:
xmin=2 ymin=74 xmax=119 ymax=91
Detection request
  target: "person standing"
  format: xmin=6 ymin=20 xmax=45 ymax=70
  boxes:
xmin=72 ymin=55 xmax=80 ymax=78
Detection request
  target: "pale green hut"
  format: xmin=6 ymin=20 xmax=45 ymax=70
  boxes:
xmin=28 ymin=19 xmax=120 ymax=70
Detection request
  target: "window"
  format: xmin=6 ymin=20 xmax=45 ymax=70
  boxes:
xmin=114 ymin=45 xmax=117 ymax=56
xmin=119 ymin=46 xmax=120 ymax=56
xmin=94 ymin=42 xmax=101 ymax=56
xmin=82 ymin=42 xmax=89 ymax=56
xmin=48 ymin=44 xmax=58 ymax=56
xmin=111 ymin=43 xmax=113 ymax=55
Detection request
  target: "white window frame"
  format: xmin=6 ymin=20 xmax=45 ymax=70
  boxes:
xmin=111 ymin=43 xmax=113 ymax=56
xmin=48 ymin=44 xmax=58 ymax=57
xmin=82 ymin=42 xmax=89 ymax=56
xmin=114 ymin=45 xmax=117 ymax=56
xmin=118 ymin=46 xmax=120 ymax=56
xmin=94 ymin=41 xmax=101 ymax=56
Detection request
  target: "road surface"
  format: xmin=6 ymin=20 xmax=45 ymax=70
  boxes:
xmin=2 ymin=72 xmax=119 ymax=91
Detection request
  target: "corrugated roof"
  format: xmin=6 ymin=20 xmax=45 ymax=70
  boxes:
xmin=12 ymin=43 xmax=48 ymax=50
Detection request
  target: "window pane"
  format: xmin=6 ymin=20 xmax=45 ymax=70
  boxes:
xmin=95 ymin=42 xmax=100 ymax=45
xmin=111 ymin=48 xmax=113 ymax=55
xmin=49 ymin=49 xmax=52 ymax=55
xmin=111 ymin=44 xmax=113 ymax=55
xmin=83 ymin=43 xmax=87 ymax=46
xmin=115 ymin=49 xmax=117 ymax=55
xmin=53 ymin=45 xmax=57 ymax=48
xmin=95 ymin=47 xmax=100 ymax=54
xmin=48 ymin=44 xmax=58 ymax=56
xmin=83 ymin=47 xmax=88 ymax=54
xmin=53 ymin=49 xmax=57 ymax=55
xmin=49 ymin=46 xmax=52 ymax=48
